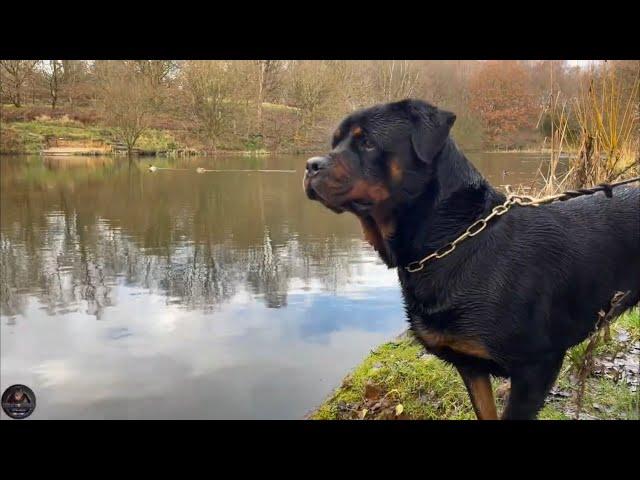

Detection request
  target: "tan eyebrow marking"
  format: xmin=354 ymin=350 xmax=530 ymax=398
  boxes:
xmin=351 ymin=126 xmax=363 ymax=137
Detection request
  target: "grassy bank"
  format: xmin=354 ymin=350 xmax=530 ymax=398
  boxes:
xmin=310 ymin=308 xmax=639 ymax=420
xmin=2 ymin=119 xmax=108 ymax=154
xmin=0 ymin=108 xmax=546 ymax=157
xmin=0 ymin=102 xmax=328 ymax=155
xmin=0 ymin=118 xmax=188 ymax=155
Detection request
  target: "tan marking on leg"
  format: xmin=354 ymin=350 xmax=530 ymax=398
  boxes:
xmin=465 ymin=374 xmax=498 ymax=420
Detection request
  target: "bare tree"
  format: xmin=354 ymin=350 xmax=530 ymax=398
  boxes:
xmin=122 ymin=60 xmax=178 ymax=111
xmin=96 ymin=61 xmax=157 ymax=156
xmin=372 ymin=60 xmax=421 ymax=102
xmin=0 ymin=60 xmax=39 ymax=107
xmin=319 ymin=60 xmax=373 ymax=112
xmin=127 ymin=60 xmax=177 ymax=87
xmin=288 ymin=61 xmax=336 ymax=140
xmin=53 ymin=60 xmax=90 ymax=109
xmin=180 ymin=61 xmax=237 ymax=149
xmin=40 ymin=60 xmax=64 ymax=109
xmin=2 ymin=59 xmax=638 ymax=156
xmin=254 ymin=60 xmax=283 ymax=126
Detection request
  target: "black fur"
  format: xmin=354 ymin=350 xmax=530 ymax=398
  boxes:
xmin=305 ymin=99 xmax=640 ymax=419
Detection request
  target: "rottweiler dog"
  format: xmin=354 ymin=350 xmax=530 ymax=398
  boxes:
xmin=304 ymin=99 xmax=639 ymax=420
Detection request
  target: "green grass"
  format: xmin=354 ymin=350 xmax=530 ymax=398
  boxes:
xmin=553 ymin=372 xmax=639 ymax=420
xmin=1 ymin=119 xmax=185 ymax=155
xmin=558 ymin=307 xmax=639 ymax=420
xmin=563 ymin=307 xmax=639 ymax=378
xmin=3 ymin=120 xmax=109 ymax=154
xmin=618 ymin=307 xmax=640 ymax=340
xmin=311 ymin=310 xmax=639 ymax=420
xmin=312 ymin=335 xmax=476 ymax=420
xmin=310 ymin=333 xmax=567 ymax=420
xmin=135 ymin=129 xmax=181 ymax=153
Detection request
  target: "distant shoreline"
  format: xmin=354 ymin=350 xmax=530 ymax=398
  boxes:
xmin=0 ymin=149 xmax=560 ymax=158
xmin=0 ymin=118 xmax=550 ymax=157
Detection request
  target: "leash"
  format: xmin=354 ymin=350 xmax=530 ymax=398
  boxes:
xmin=405 ymin=175 xmax=640 ymax=273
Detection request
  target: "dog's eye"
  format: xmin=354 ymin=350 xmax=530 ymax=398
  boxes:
xmin=361 ymin=138 xmax=376 ymax=151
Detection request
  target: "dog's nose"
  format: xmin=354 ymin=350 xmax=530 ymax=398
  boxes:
xmin=306 ymin=156 xmax=330 ymax=175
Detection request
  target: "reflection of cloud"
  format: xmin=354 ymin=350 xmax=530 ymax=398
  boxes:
xmin=30 ymin=360 xmax=76 ymax=389
xmin=292 ymin=289 xmax=403 ymax=343
xmin=0 ymin=205 xmax=407 ymax=417
xmin=0 ymin=157 xmax=409 ymax=418
xmin=1 ymin=276 xmax=405 ymax=418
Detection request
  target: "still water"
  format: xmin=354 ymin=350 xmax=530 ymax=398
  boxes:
xmin=0 ymin=152 xmax=546 ymax=419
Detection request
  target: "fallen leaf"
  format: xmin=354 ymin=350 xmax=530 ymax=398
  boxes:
xmin=395 ymin=404 xmax=404 ymax=416
xmin=359 ymin=409 xmax=368 ymax=420
xmin=384 ymin=388 xmax=400 ymax=399
xmin=364 ymin=382 xmax=383 ymax=401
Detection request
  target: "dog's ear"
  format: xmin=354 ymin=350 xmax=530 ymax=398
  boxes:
xmin=407 ymin=100 xmax=456 ymax=164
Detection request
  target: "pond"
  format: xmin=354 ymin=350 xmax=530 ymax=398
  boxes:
xmin=0 ymin=151 xmax=548 ymax=419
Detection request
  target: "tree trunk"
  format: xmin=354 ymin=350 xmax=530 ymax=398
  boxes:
xmin=13 ymin=83 xmax=21 ymax=107
xmin=257 ymin=65 xmax=264 ymax=128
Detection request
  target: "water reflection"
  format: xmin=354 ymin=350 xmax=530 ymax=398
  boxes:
xmin=0 ymin=152 xmax=545 ymax=419
xmin=1 ymin=156 xmax=370 ymax=317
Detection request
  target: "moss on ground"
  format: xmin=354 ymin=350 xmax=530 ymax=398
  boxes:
xmin=310 ymin=308 xmax=639 ymax=420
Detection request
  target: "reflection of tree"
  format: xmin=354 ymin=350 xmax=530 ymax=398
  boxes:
xmin=1 ymin=213 xmax=114 ymax=319
xmin=0 ymin=244 xmax=28 ymax=318
xmin=0 ymin=156 xmax=369 ymax=320
xmin=246 ymin=228 xmax=289 ymax=308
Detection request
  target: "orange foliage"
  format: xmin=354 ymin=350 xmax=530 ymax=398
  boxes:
xmin=469 ymin=61 xmax=538 ymax=146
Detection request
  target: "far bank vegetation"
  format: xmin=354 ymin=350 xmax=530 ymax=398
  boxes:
xmin=1 ymin=60 xmax=638 ymax=157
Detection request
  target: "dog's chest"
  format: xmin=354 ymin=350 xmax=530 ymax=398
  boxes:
xmin=400 ymin=274 xmax=492 ymax=361
xmin=410 ymin=321 xmax=492 ymax=360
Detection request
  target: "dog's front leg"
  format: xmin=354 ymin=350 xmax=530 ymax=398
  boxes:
xmin=501 ymin=352 xmax=565 ymax=420
xmin=456 ymin=366 xmax=498 ymax=420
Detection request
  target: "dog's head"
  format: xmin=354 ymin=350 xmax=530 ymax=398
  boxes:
xmin=303 ymin=99 xmax=456 ymax=216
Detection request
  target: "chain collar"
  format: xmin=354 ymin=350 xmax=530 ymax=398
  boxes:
xmin=404 ymin=176 xmax=640 ymax=273
xmin=404 ymin=195 xmax=541 ymax=273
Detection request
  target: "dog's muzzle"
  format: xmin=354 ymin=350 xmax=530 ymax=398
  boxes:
xmin=305 ymin=156 xmax=330 ymax=177
xmin=303 ymin=155 xmax=346 ymax=213
xmin=304 ymin=156 xmax=331 ymax=199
